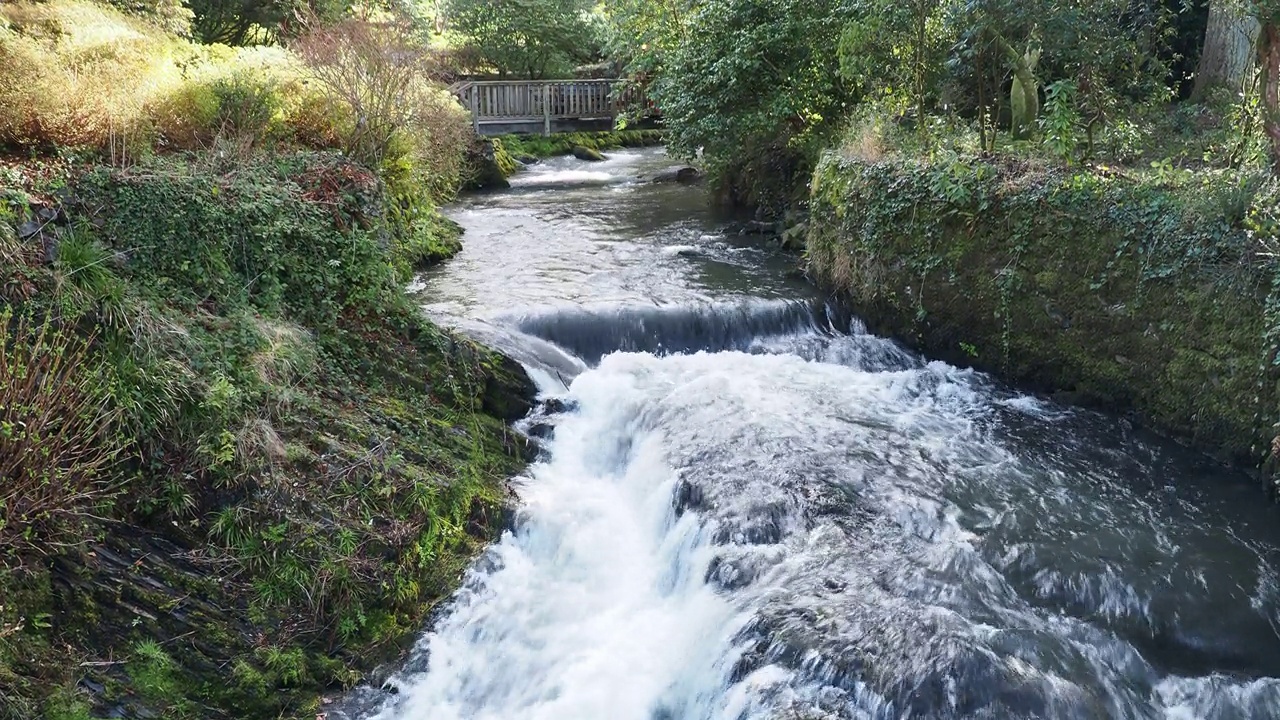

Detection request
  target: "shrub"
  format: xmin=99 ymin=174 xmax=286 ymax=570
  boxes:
xmin=0 ymin=1 xmax=305 ymax=156
xmin=292 ymin=20 xmax=472 ymax=200
xmin=0 ymin=1 xmax=169 ymax=153
xmin=281 ymin=80 xmax=350 ymax=149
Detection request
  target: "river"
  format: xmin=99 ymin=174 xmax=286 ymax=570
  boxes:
xmin=333 ymin=148 xmax=1280 ymax=719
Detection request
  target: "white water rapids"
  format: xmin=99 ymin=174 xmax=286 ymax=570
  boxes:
xmin=334 ymin=150 xmax=1280 ymax=720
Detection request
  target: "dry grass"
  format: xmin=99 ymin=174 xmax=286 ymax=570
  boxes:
xmin=0 ymin=0 xmax=313 ymax=154
xmin=840 ymin=116 xmax=888 ymax=163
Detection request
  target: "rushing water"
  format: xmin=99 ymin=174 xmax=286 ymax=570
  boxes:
xmin=334 ymin=149 xmax=1280 ymax=720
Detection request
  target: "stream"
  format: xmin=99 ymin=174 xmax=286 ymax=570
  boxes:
xmin=333 ymin=148 xmax=1280 ymax=719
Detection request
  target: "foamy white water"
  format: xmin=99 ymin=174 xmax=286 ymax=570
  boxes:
xmin=334 ymin=149 xmax=1280 ymax=720
xmin=372 ymin=354 xmax=752 ymax=720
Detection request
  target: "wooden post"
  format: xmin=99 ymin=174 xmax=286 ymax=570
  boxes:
xmin=542 ymin=84 xmax=551 ymax=137
xmin=469 ymin=86 xmax=479 ymax=133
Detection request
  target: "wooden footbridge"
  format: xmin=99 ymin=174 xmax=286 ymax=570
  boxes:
xmin=450 ymin=79 xmax=658 ymax=136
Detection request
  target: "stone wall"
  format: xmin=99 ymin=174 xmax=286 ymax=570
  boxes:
xmin=807 ymin=153 xmax=1277 ymax=471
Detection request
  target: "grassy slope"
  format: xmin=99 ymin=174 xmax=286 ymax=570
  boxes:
xmin=0 ymin=151 xmax=534 ymax=719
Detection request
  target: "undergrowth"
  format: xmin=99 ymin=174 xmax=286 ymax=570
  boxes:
xmin=0 ymin=151 xmax=532 ymax=719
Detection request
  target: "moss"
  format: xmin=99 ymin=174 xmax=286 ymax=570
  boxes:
xmin=808 ymin=153 xmax=1274 ymax=469
xmin=390 ymin=208 xmax=463 ymax=281
xmin=497 ymin=129 xmax=665 ymax=160
xmin=494 ymin=140 xmax=520 ymax=176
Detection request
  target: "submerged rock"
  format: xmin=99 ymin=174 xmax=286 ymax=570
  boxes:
xmin=572 ymin=146 xmax=607 ymax=162
xmin=651 ymin=166 xmax=703 ymax=185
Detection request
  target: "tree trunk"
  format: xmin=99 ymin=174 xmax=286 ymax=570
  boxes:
xmin=1260 ymin=22 xmax=1280 ymax=172
xmin=1192 ymin=1 xmax=1261 ymax=99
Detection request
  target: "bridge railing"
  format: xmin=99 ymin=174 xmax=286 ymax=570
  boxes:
xmin=450 ymin=79 xmax=654 ymax=135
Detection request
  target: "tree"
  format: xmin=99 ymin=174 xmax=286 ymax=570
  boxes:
xmin=185 ymin=0 xmax=355 ymax=45
xmin=1192 ymin=0 xmax=1261 ymax=99
xmin=446 ymin=0 xmax=599 ymax=79
xmin=104 ymin=0 xmax=193 ymax=35
xmin=187 ymin=0 xmax=294 ymax=45
xmin=650 ymin=0 xmax=853 ymax=208
xmin=1255 ymin=2 xmax=1280 ymax=169
xmin=838 ymin=0 xmax=951 ymax=123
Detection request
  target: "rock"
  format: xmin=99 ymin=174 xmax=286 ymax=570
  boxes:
xmin=481 ymin=350 xmax=538 ymax=421
xmin=17 ymin=219 xmax=41 ymax=239
xmin=738 ymin=220 xmax=776 ymax=236
xmin=572 ymin=146 xmax=606 ymax=162
xmin=514 ymin=154 xmax=540 ymax=166
xmin=780 ymin=221 xmax=808 ymax=250
xmin=526 ymin=421 xmax=555 ymax=439
xmin=466 ymin=139 xmax=512 ymax=191
xmin=651 ymin=166 xmax=703 ymax=185
xmin=540 ymin=397 xmax=577 ymax=415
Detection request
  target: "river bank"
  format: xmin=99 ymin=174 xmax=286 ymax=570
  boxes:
xmin=805 ymin=152 xmax=1280 ymax=489
xmin=0 ymin=152 xmax=535 ymax=719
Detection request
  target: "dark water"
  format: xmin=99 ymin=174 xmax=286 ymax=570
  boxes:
xmin=336 ymin=148 xmax=1280 ymax=720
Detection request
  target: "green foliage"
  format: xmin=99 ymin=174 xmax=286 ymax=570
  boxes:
xmin=208 ymin=73 xmax=285 ymax=143
xmin=626 ymin=0 xmax=852 ymax=213
xmin=447 ymin=0 xmax=601 ymax=78
xmin=838 ymin=0 xmax=949 ymax=117
xmin=187 ymin=0 xmax=292 ymax=45
xmin=0 ymin=148 xmax=533 ymax=717
xmin=81 ymin=155 xmax=391 ymax=326
xmin=606 ymin=0 xmax=1196 ymax=210
xmin=1041 ymin=79 xmax=1080 ymax=161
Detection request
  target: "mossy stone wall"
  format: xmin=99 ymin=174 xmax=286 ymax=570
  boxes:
xmin=807 ymin=153 xmax=1276 ymax=468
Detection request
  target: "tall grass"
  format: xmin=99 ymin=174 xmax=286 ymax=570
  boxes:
xmin=0 ymin=309 xmax=121 ymax=564
xmin=0 ymin=1 xmax=318 ymax=156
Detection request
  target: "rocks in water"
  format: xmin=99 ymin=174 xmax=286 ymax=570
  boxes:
xmin=514 ymin=154 xmax=540 ymax=166
xmin=738 ymin=219 xmax=777 ymax=236
xmin=481 ymin=350 xmax=538 ymax=421
xmin=540 ymin=397 xmax=578 ymax=415
xmin=572 ymin=146 xmax=607 ymax=162
xmin=780 ymin=221 xmax=808 ymax=250
xmin=651 ymin=166 xmax=703 ymax=185
xmin=466 ymin=138 xmax=512 ymax=191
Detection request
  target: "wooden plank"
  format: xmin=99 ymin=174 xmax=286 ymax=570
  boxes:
xmin=543 ymin=84 xmax=551 ymax=136
xmin=469 ymin=87 xmax=478 ymax=132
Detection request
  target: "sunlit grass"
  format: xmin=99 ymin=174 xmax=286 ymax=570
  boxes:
xmin=0 ymin=0 xmax=306 ymax=154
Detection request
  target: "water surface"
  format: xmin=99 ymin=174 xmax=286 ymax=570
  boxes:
xmin=339 ymin=148 xmax=1280 ymax=720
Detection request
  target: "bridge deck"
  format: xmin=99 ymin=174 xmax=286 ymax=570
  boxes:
xmin=451 ymin=79 xmax=656 ymax=136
